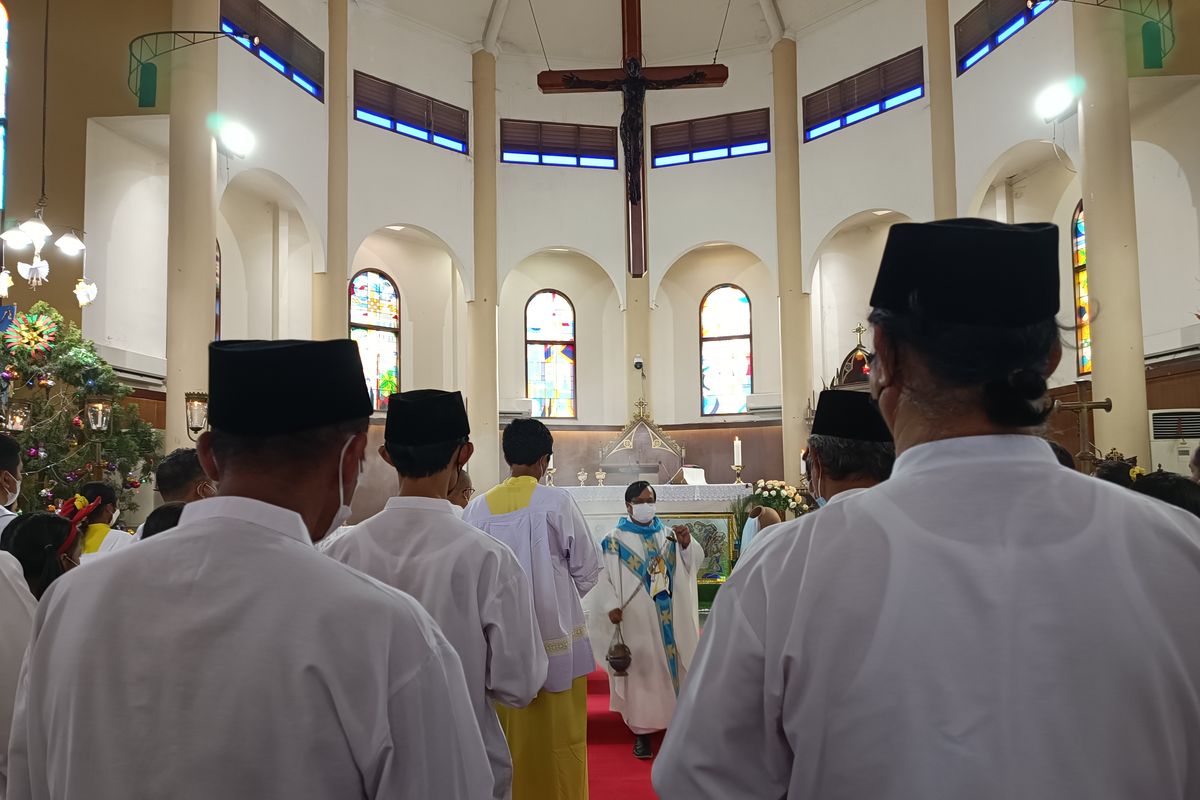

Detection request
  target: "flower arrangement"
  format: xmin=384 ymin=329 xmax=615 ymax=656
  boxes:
xmin=751 ymin=478 xmax=812 ymax=516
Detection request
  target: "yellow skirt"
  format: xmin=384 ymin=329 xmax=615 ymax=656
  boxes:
xmin=497 ymin=676 xmax=589 ymax=800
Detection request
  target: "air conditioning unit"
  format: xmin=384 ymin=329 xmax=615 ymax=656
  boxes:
xmin=1148 ymin=409 xmax=1200 ymax=473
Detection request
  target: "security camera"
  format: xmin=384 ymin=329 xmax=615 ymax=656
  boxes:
xmin=633 ymin=355 xmax=645 ymax=371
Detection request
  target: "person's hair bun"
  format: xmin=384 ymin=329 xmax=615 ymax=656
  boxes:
xmin=1007 ymin=369 xmax=1046 ymax=401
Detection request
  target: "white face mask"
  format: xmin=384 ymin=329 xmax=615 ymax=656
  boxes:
xmin=630 ymin=502 xmax=657 ymax=525
xmin=110 ymin=508 xmax=121 ymax=527
xmin=326 ymin=435 xmax=361 ymax=538
xmin=1 ymin=474 xmax=20 ymax=507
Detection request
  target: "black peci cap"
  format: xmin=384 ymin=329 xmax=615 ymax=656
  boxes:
xmin=386 ymin=389 xmax=470 ymax=446
xmin=810 ymin=390 xmax=892 ymax=442
xmin=208 ymin=340 xmax=373 ymax=435
xmin=870 ymin=219 xmax=1060 ymax=326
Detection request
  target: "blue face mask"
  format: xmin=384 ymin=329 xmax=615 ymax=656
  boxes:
xmin=815 ymin=496 xmax=827 ymax=508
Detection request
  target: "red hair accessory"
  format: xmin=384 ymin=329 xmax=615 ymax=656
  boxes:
xmin=56 ymin=494 xmax=102 ymax=556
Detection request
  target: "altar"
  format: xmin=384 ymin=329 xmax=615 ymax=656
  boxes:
xmin=566 ymin=483 xmax=750 ymax=585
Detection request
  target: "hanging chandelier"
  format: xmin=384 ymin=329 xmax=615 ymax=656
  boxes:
xmin=0 ymin=0 xmax=92 ymax=303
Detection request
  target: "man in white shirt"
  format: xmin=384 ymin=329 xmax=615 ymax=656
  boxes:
xmin=133 ymin=448 xmax=217 ymax=540
xmin=464 ymin=418 xmax=603 ymax=800
xmin=0 ymin=551 xmax=35 ymax=797
xmin=0 ymin=434 xmax=25 ymax=543
xmin=654 ymin=219 xmax=1200 ymax=799
xmin=743 ymin=390 xmax=894 ymax=555
xmin=8 ymin=339 xmax=492 ymax=800
xmin=326 ymin=389 xmax=547 ymax=800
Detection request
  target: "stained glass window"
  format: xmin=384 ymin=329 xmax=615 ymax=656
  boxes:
xmin=0 ymin=3 xmax=8 ymax=213
xmin=349 ymin=269 xmax=400 ymax=410
xmin=525 ymin=290 xmax=576 ymax=418
xmin=700 ymin=285 xmax=753 ymax=416
xmin=1072 ymin=202 xmax=1091 ymax=375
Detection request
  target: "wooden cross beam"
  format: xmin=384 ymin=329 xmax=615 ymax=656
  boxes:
xmin=535 ymin=0 xmax=729 ymax=278
xmin=1053 ymin=378 xmax=1112 ymax=474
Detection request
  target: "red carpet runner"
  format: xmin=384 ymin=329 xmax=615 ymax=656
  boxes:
xmin=586 ymin=669 xmax=663 ymax=799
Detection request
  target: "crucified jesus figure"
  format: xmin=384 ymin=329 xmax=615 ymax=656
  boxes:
xmin=564 ymin=58 xmax=708 ymax=205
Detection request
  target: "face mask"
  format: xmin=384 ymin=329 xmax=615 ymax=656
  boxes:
xmin=326 ymin=435 xmax=361 ymax=538
xmin=1 ymin=475 xmax=20 ymax=507
xmin=815 ymin=496 xmax=827 ymax=508
xmin=630 ymin=503 xmax=656 ymax=525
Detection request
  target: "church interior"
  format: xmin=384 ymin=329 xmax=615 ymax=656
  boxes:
xmin=0 ymin=0 xmax=1197 ymax=794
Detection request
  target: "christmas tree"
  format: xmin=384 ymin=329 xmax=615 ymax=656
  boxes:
xmin=1 ymin=301 xmax=162 ymax=514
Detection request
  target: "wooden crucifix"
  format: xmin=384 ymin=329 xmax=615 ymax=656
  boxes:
xmin=536 ymin=0 xmax=729 ymax=278
xmin=1052 ymin=378 xmax=1113 ymax=475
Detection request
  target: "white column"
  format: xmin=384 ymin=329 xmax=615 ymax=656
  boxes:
xmin=469 ymin=50 xmax=501 ymax=489
xmin=1074 ymin=4 xmax=1150 ymax=464
xmin=314 ymin=0 xmax=348 ymax=340
xmin=272 ymin=204 xmax=289 ymax=338
xmin=925 ymin=0 xmax=958 ymax=218
xmin=625 ymin=272 xmax=651 ymax=415
xmin=165 ymin=0 xmax=218 ymax=450
xmin=773 ymin=38 xmax=813 ymax=488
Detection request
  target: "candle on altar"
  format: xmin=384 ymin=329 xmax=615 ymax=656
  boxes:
xmin=734 ymin=436 xmax=743 ymax=466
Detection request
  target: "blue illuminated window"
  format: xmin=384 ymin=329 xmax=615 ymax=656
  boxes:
xmin=651 ymin=108 xmax=771 ymax=169
xmin=500 ymin=119 xmax=619 ymax=170
xmin=802 ymin=48 xmax=924 ymax=142
xmin=955 ymin=0 xmax=1055 ymax=74
xmin=354 ymin=71 xmax=470 ymax=155
xmin=220 ymin=13 xmax=324 ymax=101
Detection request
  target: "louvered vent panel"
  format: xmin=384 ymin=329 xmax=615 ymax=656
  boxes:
xmin=1151 ymin=411 xmax=1200 ymax=440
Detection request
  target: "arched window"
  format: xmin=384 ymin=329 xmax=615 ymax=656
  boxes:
xmin=700 ymin=284 xmax=753 ymax=416
xmin=1072 ymin=202 xmax=1091 ymax=375
xmin=0 ymin=3 xmax=9 ymax=213
xmin=349 ymin=269 xmax=401 ymax=411
xmin=525 ymin=290 xmax=576 ymax=418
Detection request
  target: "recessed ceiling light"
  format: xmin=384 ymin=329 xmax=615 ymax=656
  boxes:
xmin=703 ymin=242 xmax=725 ymax=247
xmin=547 ymin=247 xmax=570 ymax=252
xmin=386 ymin=225 xmax=406 ymax=231
xmin=872 ymin=210 xmax=890 ymax=216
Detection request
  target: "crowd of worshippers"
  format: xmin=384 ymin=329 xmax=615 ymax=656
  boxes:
xmin=0 ymin=217 xmax=1198 ymax=800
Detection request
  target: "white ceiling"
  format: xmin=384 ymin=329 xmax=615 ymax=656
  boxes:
xmin=364 ymin=0 xmax=872 ymax=65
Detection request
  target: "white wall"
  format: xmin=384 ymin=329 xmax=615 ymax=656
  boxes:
xmin=353 ymin=233 xmax=466 ymax=392
xmin=498 ymin=252 xmax=625 ymax=425
xmin=1130 ymin=78 xmax=1200 ymax=356
xmin=647 ymin=50 xmax=779 ymax=298
xmin=496 ymin=57 xmax=626 ymax=298
xmin=347 ymin=3 xmax=475 ymax=292
xmin=796 ymin=0 xmax=933 ymax=282
xmin=812 ymin=223 xmax=892 ymax=386
xmin=216 ymin=20 xmax=328 ymax=260
xmin=218 ymin=175 xmax=316 ymax=341
xmin=82 ymin=118 xmax=170 ymax=376
xmin=953 ymin=1 xmax=1080 ymax=217
xmin=651 ymin=245 xmax=780 ymax=424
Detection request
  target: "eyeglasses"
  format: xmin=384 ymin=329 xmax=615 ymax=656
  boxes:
xmin=461 ymin=487 xmax=477 ymax=500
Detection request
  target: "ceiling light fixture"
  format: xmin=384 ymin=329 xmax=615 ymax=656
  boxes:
xmin=217 ymin=120 xmax=257 ymax=158
xmin=1035 ymin=77 xmax=1085 ymax=124
xmin=1 ymin=0 xmax=90 ymax=296
xmin=872 ymin=210 xmax=891 ymax=216
xmin=385 ymin=225 xmax=406 ymax=231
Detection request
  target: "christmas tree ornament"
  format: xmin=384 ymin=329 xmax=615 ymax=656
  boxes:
xmin=4 ymin=313 xmax=58 ymax=358
xmin=16 ymin=257 xmax=49 ymax=288
xmin=74 ymin=279 xmax=99 ymax=308
xmin=0 ymin=269 xmax=13 ymax=298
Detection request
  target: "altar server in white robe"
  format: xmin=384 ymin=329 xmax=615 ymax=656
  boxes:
xmin=8 ymin=340 xmax=492 ymax=800
xmin=326 ymin=389 xmax=547 ymax=800
xmin=654 ymin=219 xmax=1200 ymax=800
xmin=591 ymin=481 xmax=703 ymax=760
xmin=464 ymin=418 xmax=602 ymax=800
xmin=0 ymin=551 xmax=35 ymax=797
